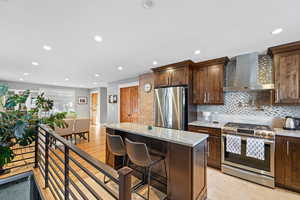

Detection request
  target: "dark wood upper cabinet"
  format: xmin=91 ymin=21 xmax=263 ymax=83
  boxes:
xmin=169 ymin=66 xmax=188 ymax=86
xmin=207 ymin=65 xmax=224 ymax=104
xmin=192 ymin=57 xmax=229 ymax=105
xmin=152 ymin=60 xmax=192 ymax=88
xmin=268 ymin=41 xmax=300 ymax=104
xmin=193 ymin=67 xmax=207 ymax=104
xmin=153 ymin=70 xmax=170 ymax=87
xmin=275 ymin=136 xmax=300 ymax=192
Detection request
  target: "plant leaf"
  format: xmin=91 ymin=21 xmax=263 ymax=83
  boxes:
xmin=13 ymin=120 xmax=27 ymax=139
xmin=0 ymin=146 xmax=14 ymax=167
xmin=0 ymin=85 xmax=8 ymax=97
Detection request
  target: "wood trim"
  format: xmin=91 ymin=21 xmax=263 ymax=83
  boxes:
xmin=268 ymin=41 xmax=300 ymax=57
xmin=193 ymin=57 xmax=230 ymax=68
xmin=118 ymin=167 xmax=133 ymax=200
xmin=151 ymin=60 xmax=193 ymax=72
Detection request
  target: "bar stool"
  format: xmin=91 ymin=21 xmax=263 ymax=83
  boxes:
xmin=125 ymin=138 xmax=167 ymax=200
xmin=104 ymin=134 xmax=126 ymax=183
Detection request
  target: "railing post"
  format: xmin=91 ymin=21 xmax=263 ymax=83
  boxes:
xmin=34 ymin=126 xmax=39 ymax=168
xmin=44 ymin=130 xmax=50 ymax=188
xmin=118 ymin=167 xmax=133 ymax=200
xmin=64 ymin=145 xmax=70 ymax=200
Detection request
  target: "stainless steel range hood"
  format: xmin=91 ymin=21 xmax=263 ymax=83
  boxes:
xmin=224 ymin=52 xmax=274 ymax=91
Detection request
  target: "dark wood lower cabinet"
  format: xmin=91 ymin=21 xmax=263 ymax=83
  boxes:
xmin=188 ymin=125 xmax=221 ymax=169
xmin=275 ymin=136 xmax=300 ymax=192
xmin=207 ymin=136 xmax=221 ymax=169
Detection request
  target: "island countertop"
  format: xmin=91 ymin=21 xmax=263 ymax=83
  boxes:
xmin=104 ymin=123 xmax=208 ymax=147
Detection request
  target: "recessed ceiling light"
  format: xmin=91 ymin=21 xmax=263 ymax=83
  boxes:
xmin=271 ymin=28 xmax=283 ymax=35
xmin=23 ymin=72 xmax=29 ymax=76
xmin=94 ymin=35 xmax=103 ymax=42
xmin=65 ymin=78 xmax=69 ymax=81
xmin=95 ymin=73 xmax=100 ymax=77
xmin=19 ymin=78 xmax=24 ymax=81
xmin=32 ymin=62 xmax=39 ymax=66
xmin=117 ymin=66 xmax=123 ymax=71
xmin=93 ymin=82 xmax=98 ymax=85
xmin=194 ymin=50 xmax=201 ymax=55
xmin=153 ymin=61 xmax=158 ymax=65
xmin=143 ymin=0 xmax=154 ymax=9
xmin=43 ymin=45 xmax=52 ymax=51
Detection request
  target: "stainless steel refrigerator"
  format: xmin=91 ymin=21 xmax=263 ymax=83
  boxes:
xmin=154 ymin=86 xmax=187 ymax=130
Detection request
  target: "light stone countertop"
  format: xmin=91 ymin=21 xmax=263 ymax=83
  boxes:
xmin=104 ymin=123 xmax=208 ymax=147
xmin=188 ymin=121 xmax=226 ymax=129
xmin=274 ymin=128 xmax=300 ymax=138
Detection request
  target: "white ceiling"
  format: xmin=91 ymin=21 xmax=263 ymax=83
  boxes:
xmin=0 ymin=0 xmax=299 ymax=88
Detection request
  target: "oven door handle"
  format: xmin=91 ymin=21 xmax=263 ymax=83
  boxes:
xmin=222 ymin=134 xmax=274 ymax=144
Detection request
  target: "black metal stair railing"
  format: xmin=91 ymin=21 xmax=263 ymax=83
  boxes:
xmin=35 ymin=124 xmax=133 ymax=200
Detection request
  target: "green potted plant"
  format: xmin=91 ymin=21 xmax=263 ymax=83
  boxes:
xmin=0 ymin=85 xmax=67 ymax=174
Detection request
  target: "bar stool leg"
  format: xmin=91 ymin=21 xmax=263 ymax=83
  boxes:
xmin=163 ymin=159 xmax=168 ymax=179
xmin=147 ymin=167 xmax=152 ymax=200
xmin=103 ymin=152 xmax=111 ymax=184
xmin=122 ymin=155 xmax=126 ymax=167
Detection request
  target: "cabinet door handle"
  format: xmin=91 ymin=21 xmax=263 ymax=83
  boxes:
xmin=207 ymin=92 xmax=210 ymax=103
xmin=207 ymin=141 xmax=210 ymax=157
xmin=197 ymin=129 xmax=209 ymax=133
xmin=287 ymin=141 xmax=290 ymax=156
xmin=276 ymin=89 xmax=279 ymax=103
xmin=204 ymin=92 xmax=207 ymax=103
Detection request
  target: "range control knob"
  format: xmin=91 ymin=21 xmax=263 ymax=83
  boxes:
xmin=255 ymin=131 xmax=262 ymax=136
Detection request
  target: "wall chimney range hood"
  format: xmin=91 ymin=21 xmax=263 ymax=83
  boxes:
xmin=224 ymin=52 xmax=274 ymax=92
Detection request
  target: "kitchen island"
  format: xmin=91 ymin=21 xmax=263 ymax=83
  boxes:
xmin=105 ymin=123 xmax=208 ymax=200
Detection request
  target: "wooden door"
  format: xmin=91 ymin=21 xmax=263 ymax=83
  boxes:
xmin=154 ymin=70 xmax=170 ymax=88
xmin=192 ymin=67 xmax=207 ymax=104
xmin=91 ymin=93 xmax=98 ymax=125
xmin=286 ymin=137 xmax=300 ymax=191
xmin=206 ymin=64 xmax=224 ymax=104
xmin=170 ymin=67 xmax=188 ymax=86
xmin=120 ymin=86 xmax=139 ymax=123
xmin=120 ymin=87 xmax=131 ymax=122
xmin=274 ymin=51 xmax=300 ymax=104
xmin=129 ymin=86 xmax=139 ymax=123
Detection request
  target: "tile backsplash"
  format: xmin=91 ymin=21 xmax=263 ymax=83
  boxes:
xmin=197 ymin=92 xmax=300 ymax=119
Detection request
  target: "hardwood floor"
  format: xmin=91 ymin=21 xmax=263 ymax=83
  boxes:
xmin=2 ymin=125 xmax=300 ymax=200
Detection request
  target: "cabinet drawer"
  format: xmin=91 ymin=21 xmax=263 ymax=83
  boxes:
xmin=188 ymin=125 xmax=221 ymax=137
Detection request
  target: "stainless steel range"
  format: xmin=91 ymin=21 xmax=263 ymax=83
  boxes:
xmin=221 ymin=122 xmax=275 ymax=188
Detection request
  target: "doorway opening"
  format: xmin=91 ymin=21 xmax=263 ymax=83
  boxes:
xmin=90 ymin=92 xmax=99 ymax=126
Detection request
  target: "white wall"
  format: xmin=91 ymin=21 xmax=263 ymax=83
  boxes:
xmin=0 ymin=80 xmax=90 ymax=118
